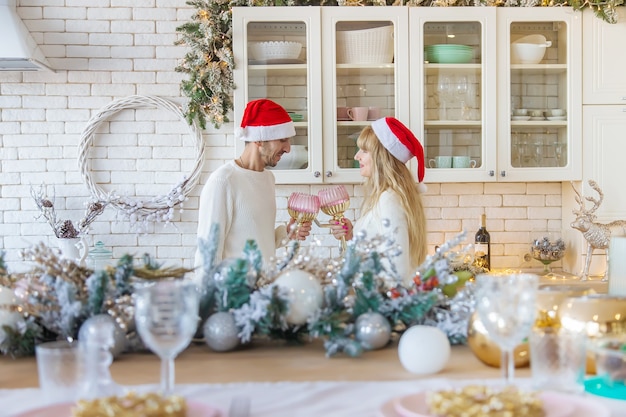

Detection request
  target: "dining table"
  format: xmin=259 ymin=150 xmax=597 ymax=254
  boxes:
xmin=0 ymin=274 xmax=622 ymax=416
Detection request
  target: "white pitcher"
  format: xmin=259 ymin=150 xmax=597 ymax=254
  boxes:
xmin=56 ymin=237 xmax=88 ymax=266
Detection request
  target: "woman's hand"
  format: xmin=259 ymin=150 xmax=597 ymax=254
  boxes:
xmin=287 ymin=218 xmax=312 ymax=241
xmin=328 ymin=218 xmax=353 ymax=241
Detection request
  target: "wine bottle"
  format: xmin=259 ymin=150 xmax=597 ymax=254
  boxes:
xmin=474 ymin=213 xmax=491 ymax=270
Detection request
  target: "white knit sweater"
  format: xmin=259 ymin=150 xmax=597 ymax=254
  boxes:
xmin=354 ymin=190 xmax=414 ymax=286
xmin=195 ymin=161 xmax=287 ymax=270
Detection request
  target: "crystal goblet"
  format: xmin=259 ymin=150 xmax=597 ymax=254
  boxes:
xmin=287 ymin=192 xmax=320 ymax=238
xmin=318 ymin=185 xmax=350 ymax=251
xmin=474 ymin=273 xmax=539 ymax=385
xmin=134 ymin=279 xmax=199 ymax=396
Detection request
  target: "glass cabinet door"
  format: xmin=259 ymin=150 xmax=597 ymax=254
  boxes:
xmin=497 ymin=9 xmax=581 ymax=181
xmin=411 ymin=8 xmax=497 ymax=183
xmin=233 ymin=7 xmax=323 ymax=184
xmin=322 ymin=7 xmax=409 ymax=184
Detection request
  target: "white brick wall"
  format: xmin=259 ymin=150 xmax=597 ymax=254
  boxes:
xmin=0 ymin=2 xmax=563 ymax=272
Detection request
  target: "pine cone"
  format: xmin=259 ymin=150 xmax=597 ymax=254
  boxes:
xmin=58 ymin=220 xmax=79 ymax=238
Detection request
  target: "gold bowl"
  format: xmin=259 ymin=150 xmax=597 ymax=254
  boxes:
xmin=466 ymin=311 xmax=529 ymax=368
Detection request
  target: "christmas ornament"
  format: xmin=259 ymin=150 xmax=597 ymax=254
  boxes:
xmin=203 ymin=312 xmax=240 ymax=352
xmin=274 ymin=269 xmax=323 ymax=325
xmin=398 ymin=325 xmax=451 ymax=375
xmin=355 ymin=312 xmax=391 ymax=350
xmin=78 ymin=314 xmax=127 ymax=358
xmin=466 ymin=311 xmax=530 ymax=368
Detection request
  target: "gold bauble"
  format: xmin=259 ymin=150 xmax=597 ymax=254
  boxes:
xmin=536 ymin=284 xmax=595 ymax=323
xmin=466 ymin=311 xmax=530 ymax=368
xmin=559 ymin=294 xmax=626 ymax=373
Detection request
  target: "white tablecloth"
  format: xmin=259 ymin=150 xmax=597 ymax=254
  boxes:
xmin=1 ymin=379 xmax=624 ymax=417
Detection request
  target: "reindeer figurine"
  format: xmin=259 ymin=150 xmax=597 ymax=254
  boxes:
xmin=571 ymin=180 xmax=626 ymax=280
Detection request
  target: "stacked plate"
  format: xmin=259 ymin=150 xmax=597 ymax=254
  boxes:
xmin=425 ymin=44 xmax=473 ymax=64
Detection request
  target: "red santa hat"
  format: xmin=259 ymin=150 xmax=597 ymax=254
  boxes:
xmin=235 ymin=99 xmax=296 ymax=142
xmin=371 ymin=117 xmax=427 ymax=193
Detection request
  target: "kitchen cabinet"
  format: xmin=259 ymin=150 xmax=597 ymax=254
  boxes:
xmin=233 ymin=6 xmax=581 ymax=184
xmin=563 ymin=9 xmax=626 ymax=277
xmin=414 ymin=8 xmax=581 ymax=183
xmin=582 ymin=8 xmax=626 ymax=105
xmin=233 ymin=6 xmax=409 ymax=184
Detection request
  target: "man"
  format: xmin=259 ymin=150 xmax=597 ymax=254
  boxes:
xmin=195 ymin=99 xmax=311 ymax=272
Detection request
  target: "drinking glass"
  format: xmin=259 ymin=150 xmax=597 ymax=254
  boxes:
xmin=437 ymin=75 xmax=452 ymax=119
xmin=554 ymin=142 xmax=565 ymax=167
xmin=134 ymin=279 xmax=199 ymax=396
xmin=474 ymin=273 xmax=539 ymax=384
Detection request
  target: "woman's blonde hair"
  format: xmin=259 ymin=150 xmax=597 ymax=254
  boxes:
xmin=356 ymin=126 xmax=427 ymax=267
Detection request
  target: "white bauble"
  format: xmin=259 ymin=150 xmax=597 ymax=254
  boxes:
xmin=0 ymin=286 xmax=22 ymax=329
xmin=398 ymin=325 xmax=451 ymax=375
xmin=274 ymin=269 xmax=323 ymax=325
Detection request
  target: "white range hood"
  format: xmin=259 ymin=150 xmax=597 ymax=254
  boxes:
xmin=0 ymin=0 xmax=53 ymax=71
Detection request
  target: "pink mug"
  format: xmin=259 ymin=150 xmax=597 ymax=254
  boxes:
xmin=337 ymin=107 xmax=349 ymax=121
xmin=367 ymin=107 xmax=381 ymax=120
xmin=347 ymin=107 xmax=369 ymax=122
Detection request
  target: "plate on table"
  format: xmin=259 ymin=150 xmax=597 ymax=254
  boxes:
xmin=11 ymin=400 xmax=222 ymax=417
xmin=511 ymin=116 xmax=531 ymax=121
xmin=547 ymin=116 xmax=567 ymax=121
xmin=530 ymin=116 xmax=546 ymax=121
xmin=585 ymin=376 xmax=626 ymax=400
xmin=379 ymin=391 xmax=610 ymax=417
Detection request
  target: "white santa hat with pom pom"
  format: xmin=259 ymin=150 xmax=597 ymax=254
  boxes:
xmin=371 ymin=117 xmax=427 ymax=193
xmin=235 ymin=99 xmax=295 ymax=142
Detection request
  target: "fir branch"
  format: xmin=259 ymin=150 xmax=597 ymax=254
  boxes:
xmin=113 ymin=254 xmax=135 ymax=297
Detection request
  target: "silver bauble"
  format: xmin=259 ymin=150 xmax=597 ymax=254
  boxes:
xmin=355 ymin=312 xmax=391 ymax=350
xmin=79 ymin=314 xmax=127 ymax=357
xmin=203 ymin=311 xmax=240 ymax=352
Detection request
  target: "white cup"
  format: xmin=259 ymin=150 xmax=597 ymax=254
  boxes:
xmin=347 ymin=107 xmax=369 ymax=122
xmin=549 ymin=108 xmax=566 ymax=117
xmin=452 ymin=156 xmax=477 ymax=168
xmin=529 ymin=109 xmax=544 ymax=118
xmin=36 ymin=340 xmax=85 ymax=404
xmin=512 ymin=108 xmax=528 ymax=116
xmin=428 ymin=156 xmax=452 ymax=168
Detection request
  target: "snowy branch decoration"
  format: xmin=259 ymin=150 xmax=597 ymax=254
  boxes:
xmin=31 ymin=184 xmax=109 ymax=239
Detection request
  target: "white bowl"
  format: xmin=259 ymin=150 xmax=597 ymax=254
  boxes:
xmin=269 ymin=145 xmax=308 ymax=170
xmin=511 ymin=43 xmax=549 ymax=64
xmin=249 ymin=41 xmax=302 ymax=61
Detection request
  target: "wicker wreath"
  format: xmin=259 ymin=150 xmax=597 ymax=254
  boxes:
xmin=78 ymin=95 xmax=205 ymax=229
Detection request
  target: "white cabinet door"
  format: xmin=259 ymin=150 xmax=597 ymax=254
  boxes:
xmin=496 ymin=8 xmax=582 ymax=182
xmin=583 ymin=8 xmax=626 ymax=105
xmin=410 ymin=7 xmax=497 ymax=183
xmin=233 ymin=7 xmax=324 ymax=184
xmin=321 ymin=6 xmax=410 ymax=184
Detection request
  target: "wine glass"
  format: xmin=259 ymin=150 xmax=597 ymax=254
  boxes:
xmin=437 ymin=75 xmax=452 ymax=120
xmin=318 ymin=185 xmax=350 ymax=252
xmin=134 ymin=279 xmax=199 ymax=396
xmin=553 ymin=141 xmax=565 ymax=167
xmin=455 ymin=75 xmax=469 ymax=120
xmin=474 ymin=273 xmax=539 ymax=385
xmin=287 ymin=192 xmax=320 ymax=238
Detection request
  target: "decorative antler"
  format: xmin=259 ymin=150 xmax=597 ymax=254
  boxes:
xmin=571 ymin=180 xmax=603 ymax=220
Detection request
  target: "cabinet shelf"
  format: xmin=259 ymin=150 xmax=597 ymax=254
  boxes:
xmin=511 ymin=120 xmax=568 ymax=126
xmin=424 ymin=63 xmax=482 ymax=74
xmin=248 ymin=63 xmax=307 ymax=74
xmin=510 ymin=64 xmax=567 ymax=75
xmin=336 ymin=64 xmax=394 ymax=75
xmin=424 ymin=120 xmax=482 ymax=128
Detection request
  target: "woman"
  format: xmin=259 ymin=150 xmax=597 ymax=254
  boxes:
xmin=330 ymin=117 xmax=427 ymax=287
